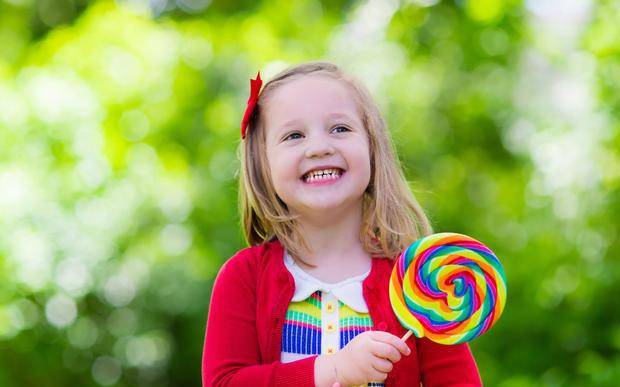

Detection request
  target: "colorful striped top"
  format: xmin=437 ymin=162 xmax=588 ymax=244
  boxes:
xmin=280 ymin=249 xmax=384 ymax=387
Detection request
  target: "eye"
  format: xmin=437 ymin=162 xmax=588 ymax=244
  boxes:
xmin=283 ymin=131 xmax=303 ymax=141
xmin=332 ymin=125 xmax=350 ymax=133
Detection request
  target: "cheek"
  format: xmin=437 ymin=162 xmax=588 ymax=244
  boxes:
xmin=354 ymin=146 xmax=372 ymax=181
xmin=273 ymin=150 xmax=299 ymax=179
xmin=268 ymin=153 xmax=296 ymax=190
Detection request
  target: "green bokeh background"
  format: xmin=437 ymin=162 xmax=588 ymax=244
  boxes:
xmin=0 ymin=0 xmax=618 ymax=386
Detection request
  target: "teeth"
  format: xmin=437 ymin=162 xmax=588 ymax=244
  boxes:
xmin=303 ymin=168 xmax=342 ymax=183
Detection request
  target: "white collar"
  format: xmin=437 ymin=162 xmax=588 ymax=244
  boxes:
xmin=283 ymin=249 xmax=370 ymax=313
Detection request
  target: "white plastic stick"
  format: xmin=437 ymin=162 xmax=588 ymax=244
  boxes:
xmin=401 ymin=330 xmax=413 ymax=341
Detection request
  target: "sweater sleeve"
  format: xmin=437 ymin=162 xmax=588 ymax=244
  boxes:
xmin=202 ymin=251 xmax=317 ymax=387
xmin=416 ymin=337 xmax=483 ymax=386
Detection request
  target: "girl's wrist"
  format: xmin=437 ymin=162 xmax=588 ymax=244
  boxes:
xmin=314 ymin=354 xmax=340 ymax=387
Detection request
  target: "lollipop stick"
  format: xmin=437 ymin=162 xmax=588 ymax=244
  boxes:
xmin=401 ymin=330 xmax=413 ymax=341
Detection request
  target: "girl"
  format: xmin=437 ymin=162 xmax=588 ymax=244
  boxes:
xmin=202 ymin=61 xmax=482 ymax=386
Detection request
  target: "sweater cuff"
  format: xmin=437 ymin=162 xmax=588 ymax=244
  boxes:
xmin=273 ymin=355 xmax=318 ymax=386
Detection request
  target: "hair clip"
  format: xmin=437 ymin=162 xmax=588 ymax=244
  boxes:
xmin=240 ymin=71 xmax=263 ymax=139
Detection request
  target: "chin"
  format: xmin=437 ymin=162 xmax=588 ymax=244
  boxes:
xmin=300 ymin=196 xmax=360 ymax=214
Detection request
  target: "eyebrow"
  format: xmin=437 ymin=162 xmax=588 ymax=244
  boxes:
xmin=278 ymin=112 xmax=356 ymax=131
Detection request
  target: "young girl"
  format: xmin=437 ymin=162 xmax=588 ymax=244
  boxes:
xmin=202 ymin=61 xmax=482 ymax=386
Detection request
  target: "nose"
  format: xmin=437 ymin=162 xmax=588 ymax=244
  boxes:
xmin=304 ymin=132 xmax=335 ymax=159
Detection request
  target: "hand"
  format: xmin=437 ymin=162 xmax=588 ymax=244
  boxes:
xmin=316 ymin=330 xmax=411 ymax=386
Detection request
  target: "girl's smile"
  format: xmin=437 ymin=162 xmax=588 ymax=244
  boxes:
xmin=301 ymin=167 xmax=346 ymax=185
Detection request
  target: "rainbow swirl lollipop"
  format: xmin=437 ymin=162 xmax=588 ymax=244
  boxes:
xmin=389 ymin=232 xmax=506 ymax=345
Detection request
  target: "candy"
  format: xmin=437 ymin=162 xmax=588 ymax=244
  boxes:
xmin=389 ymin=232 xmax=507 ymax=345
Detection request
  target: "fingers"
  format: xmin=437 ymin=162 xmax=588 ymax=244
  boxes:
xmin=368 ymin=358 xmax=390 ymax=383
xmin=372 ymin=357 xmax=394 ymax=373
xmin=368 ymin=368 xmax=388 ymax=383
xmin=371 ymin=331 xmax=412 ymax=356
xmin=370 ymin=341 xmax=401 ymax=363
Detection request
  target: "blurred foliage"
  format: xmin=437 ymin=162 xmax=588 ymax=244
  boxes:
xmin=0 ymin=0 xmax=618 ymax=386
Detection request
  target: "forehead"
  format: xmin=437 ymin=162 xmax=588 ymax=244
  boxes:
xmin=264 ymin=75 xmax=361 ymax=131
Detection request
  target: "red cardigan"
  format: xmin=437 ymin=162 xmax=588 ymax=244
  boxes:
xmin=202 ymin=238 xmax=483 ymax=386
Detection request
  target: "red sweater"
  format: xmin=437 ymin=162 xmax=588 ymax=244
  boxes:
xmin=202 ymin=238 xmax=483 ymax=386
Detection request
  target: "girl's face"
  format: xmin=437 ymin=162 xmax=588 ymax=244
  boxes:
xmin=264 ymin=75 xmax=371 ymax=220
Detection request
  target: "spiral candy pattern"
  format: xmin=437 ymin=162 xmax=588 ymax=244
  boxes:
xmin=389 ymin=233 xmax=506 ymax=345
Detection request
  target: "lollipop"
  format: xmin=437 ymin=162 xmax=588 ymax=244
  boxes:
xmin=389 ymin=232 xmax=506 ymax=345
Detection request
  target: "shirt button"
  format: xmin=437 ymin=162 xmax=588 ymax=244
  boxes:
xmin=326 ymin=346 xmax=336 ymax=355
xmin=326 ymin=323 xmax=336 ymax=333
xmin=326 ymin=302 xmax=335 ymax=313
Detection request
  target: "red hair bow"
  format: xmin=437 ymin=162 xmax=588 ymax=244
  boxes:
xmin=240 ymin=71 xmax=263 ymax=139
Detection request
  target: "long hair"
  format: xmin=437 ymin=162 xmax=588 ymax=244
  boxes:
xmin=237 ymin=61 xmax=433 ymax=260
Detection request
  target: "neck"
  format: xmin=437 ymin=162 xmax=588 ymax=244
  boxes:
xmin=291 ymin=198 xmax=370 ymax=270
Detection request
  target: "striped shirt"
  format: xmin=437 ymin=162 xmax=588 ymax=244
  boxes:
xmin=280 ymin=250 xmax=384 ymax=387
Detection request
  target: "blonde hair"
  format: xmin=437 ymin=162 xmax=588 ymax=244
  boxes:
xmin=237 ymin=61 xmax=433 ymax=260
